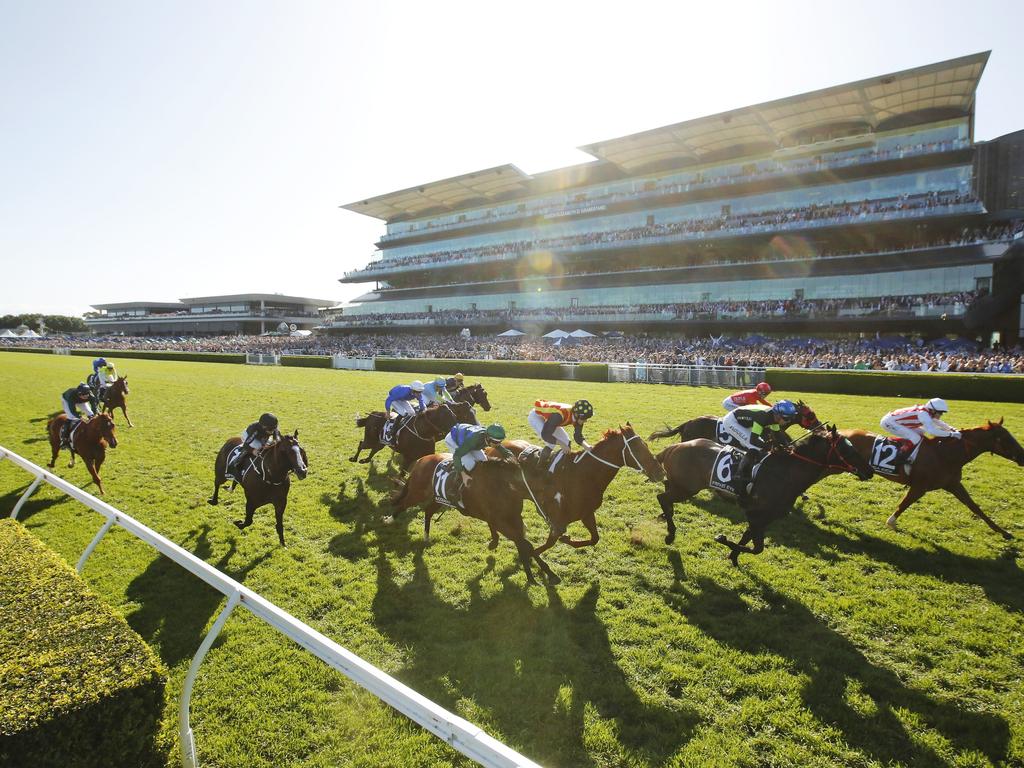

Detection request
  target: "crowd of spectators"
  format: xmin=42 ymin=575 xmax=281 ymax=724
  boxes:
xmin=5 ymin=324 xmax=1023 ymax=374
xmin=353 ymin=190 xmax=978 ymax=276
xmin=324 ymin=290 xmax=978 ymax=327
xmin=383 ymin=136 xmax=968 ymax=243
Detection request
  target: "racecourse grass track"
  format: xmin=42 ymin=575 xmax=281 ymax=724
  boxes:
xmin=2 ymin=351 xmax=1024 ymax=768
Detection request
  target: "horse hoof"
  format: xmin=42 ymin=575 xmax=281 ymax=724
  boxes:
xmin=1001 ymin=530 xmax=1014 ymax=540
xmin=714 ymin=534 xmax=729 ymax=545
xmin=547 ymin=573 xmax=562 ymax=586
xmin=886 ymin=517 xmax=899 ymax=531
xmin=348 ymin=457 xmax=358 ymax=463
xmin=558 ymin=535 xmax=571 ymax=544
xmin=359 ymin=458 xmax=372 ymax=464
xmin=729 ymin=553 xmax=740 ymax=567
xmin=487 ymin=540 xmax=499 ymax=551
xmin=207 ymin=498 xmax=218 ymax=506
xmin=382 ymin=515 xmax=394 ymax=525
xmin=664 ymin=533 xmax=675 ymax=545
xmin=233 ymin=520 xmax=246 ymax=530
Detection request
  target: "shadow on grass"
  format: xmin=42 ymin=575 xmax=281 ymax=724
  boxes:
xmin=666 ymin=574 xmax=1010 ymax=765
xmin=774 ymin=516 xmax=1024 ymax=614
xmin=324 ymin=461 xmax=423 ymax=561
xmin=372 ymin=550 xmax=697 ymax=767
xmin=125 ymin=525 xmax=270 ymax=666
xmin=0 ymin=484 xmax=66 ymax=523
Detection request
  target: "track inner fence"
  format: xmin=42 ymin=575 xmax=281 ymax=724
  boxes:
xmin=0 ymin=446 xmax=540 ymax=768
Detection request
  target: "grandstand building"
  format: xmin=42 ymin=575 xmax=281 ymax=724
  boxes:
xmin=85 ymin=293 xmax=333 ymax=335
xmin=335 ymin=52 xmax=1024 ymax=341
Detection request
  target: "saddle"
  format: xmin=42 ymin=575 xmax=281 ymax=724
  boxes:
xmin=60 ymin=420 xmax=82 ymax=449
xmin=709 ymin=446 xmax=766 ymax=498
xmin=226 ymin=446 xmax=259 ymax=483
xmin=432 ymin=459 xmax=464 ymax=510
xmin=520 ymin=445 xmax=566 ymax=477
xmin=870 ymin=436 xmax=913 ymax=477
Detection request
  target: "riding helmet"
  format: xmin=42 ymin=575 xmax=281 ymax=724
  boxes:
xmin=97 ymin=358 xmax=107 ymax=366
xmin=485 ymin=424 xmax=506 ymax=441
xmin=926 ymin=397 xmax=949 ymax=414
xmin=434 ymin=377 xmax=447 ymax=389
xmin=259 ymin=413 xmax=279 ymax=430
xmin=453 ymin=372 xmax=464 ymax=381
xmin=409 ymin=380 xmax=425 ymax=392
xmin=76 ymin=383 xmax=91 ymax=397
xmin=772 ymin=400 xmax=798 ymax=418
xmin=572 ymin=399 xmax=594 ymax=420
xmin=755 ymin=382 xmax=772 ymax=396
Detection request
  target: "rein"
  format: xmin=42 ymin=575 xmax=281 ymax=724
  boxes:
xmin=574 ymin=433 xmax=647 ymax=474
xmin=782 ymin=436 xmax=860 ymax=474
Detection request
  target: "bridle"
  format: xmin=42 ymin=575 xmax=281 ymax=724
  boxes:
xmin=783 ymin=431 xmax=864 ymax=475
xmin=255 ymin=438 xmax=304 ymax=486
xmin=574 ymin=432 xmax=648 ymax=475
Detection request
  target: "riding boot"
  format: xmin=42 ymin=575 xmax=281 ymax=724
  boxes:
xmin=538 ymin=444 xmax=553 ymax=468
xmin=737 ymin=449 xmax=759 ymax=499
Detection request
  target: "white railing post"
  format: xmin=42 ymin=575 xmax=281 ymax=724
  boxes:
xmin=10 ymin=474 xmax=43 ymax=519
xmin=76 ymin=515 xmax=115 ymax=573
xmin=180 ymin=590 xmax=241 ymax=768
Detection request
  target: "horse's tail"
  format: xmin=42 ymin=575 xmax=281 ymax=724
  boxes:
xmin=649 ymin=423 xmax=684 ymax=441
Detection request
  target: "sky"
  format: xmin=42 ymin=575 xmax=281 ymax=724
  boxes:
xmin=1 ymin=0 xmax=1022 ymax=316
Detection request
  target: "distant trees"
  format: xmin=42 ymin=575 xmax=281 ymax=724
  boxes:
xmin=0 ymin=314 xmax=87 ymax=333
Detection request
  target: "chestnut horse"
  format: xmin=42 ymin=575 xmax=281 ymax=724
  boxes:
xmin=452 ymin=383 xmax=492 ymax=412
xmin=649 ymin=401 xmax=820 ymax=445
xmin=46 ymin=414 xmax=119 ymax=495
xmin=99 ymin=377 xmax=133 ymax=427
xmin=656 ymin=426 xmax=873 ymax=565
xmin=350 ymin=401 xmax=477 ymax=469
xmin=208 ymin=431 xmax=308 ymax=546
xmin=390 ymin=454 xmax=556 ymax=584
xmin=497 ymin=424 xmax=665 ymax=583
xmin=840 ymin=420 xmax=1024 ymax=538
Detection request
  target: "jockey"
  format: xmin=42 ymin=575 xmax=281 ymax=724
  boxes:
xmin=228 ymin=413 xmax=281 ymax=481
xmin=423 ymin=377 xmax=455 ymax=406
xmin=528 ymin=399 xmax=594 ymax=464
xmin=91 ymin=357 xmax=108 ymax=376
xmin=723 ymin=382 xmax=772 ymax=412
xmin=724 ymin=400 xmax=800 ymax=497
xmin=881 ymin=398 xmax=961 ymax=457
xmin=384 ymin=381 xmax=426 ymax=419
xmin=60 ymin=383 xmax=94 ymax=444
xmin=445 ymin=372 xmax=465 ymax=392
xmin=446 ymin=423 xmax=512 ymax=486
xmin=95 ymin=360 xmax=118 ymax=402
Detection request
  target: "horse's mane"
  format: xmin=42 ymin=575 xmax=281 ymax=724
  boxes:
xmin=600 ymin=425 xmax=636 ymax=441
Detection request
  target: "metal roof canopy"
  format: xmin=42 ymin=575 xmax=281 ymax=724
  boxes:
xmin=341 ymin=164 xmax=532 ymax=222
xmin=343 ymin=52 xmax=988 ymax=222
xmin=180 ymin=293 xmax=336 ymax=306
xmin=91 ymin=301 xmax=185 ymax=311
xmin=580 ymin=52 xmax=988 ymax=173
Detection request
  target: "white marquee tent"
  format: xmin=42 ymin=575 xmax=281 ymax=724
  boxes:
xmin=497 ymin=329 xmax=525 ymax=337
xmin=541 ymin=329 xmax=570 ymax=339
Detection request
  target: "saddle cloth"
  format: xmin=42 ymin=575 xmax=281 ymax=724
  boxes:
xmin=709 ymin=446 xmax=745 ymax=496
xmin=61 ymin=420 xmax=82 ymax=449
xmin=715 ymin=419 xmax=738 ymax=446
xmin=519 ymin=445 xmax=566 ymax=476
xmin=226 ymin=446 xmax=259 ymax=482
xmin=432 ymin=459 xmax=464 ymax=510
xmin=380 ymin=416 xmax=399 ymax=446
xmin=869 ymin=436 xmax=908 ymax=476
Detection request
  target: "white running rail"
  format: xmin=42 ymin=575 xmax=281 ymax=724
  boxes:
xmin=0 ymin=446 xmax=541 ymax=768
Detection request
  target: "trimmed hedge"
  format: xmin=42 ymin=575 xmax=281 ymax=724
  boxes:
xmin=280 ymin=354 xmax=332 ymax=368
xmin=375 ymin=357 xmax=609 ymax=382
xmin=0 ymin=347 xmax=53 ymax=355
xmin=0 ymin=520 xmax=166 ymax=768
xmin=69 ymin=349 xmax=245 ymax=364
xmin=766 ymin=368 xmax=1024 ymax=403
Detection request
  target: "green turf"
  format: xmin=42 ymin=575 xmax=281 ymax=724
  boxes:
xmin=1 ymin=350 xmax=1022 ymax=768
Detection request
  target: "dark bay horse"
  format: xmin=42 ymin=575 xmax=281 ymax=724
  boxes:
xmin=390 ymin=454 xmax=556 ymax=584
xmin=497 ymin=424 xmax=665 ymax=583
xmin=46 ymin=414 xmax=118 ymax=495
xmin=452 ymin=383 xmax=491 ymax=412
xmin=840 ymin=420 xmax=1024 ymax=538
xmin=649 ymin=401 xmax=820 ymax=444
xmin=208 ymin=431 xmax=308 ymax=546
xmin=350 ymin=401 xmax=477 ymax=469
xmin=657 ymin=426 xmax=873 ymax=565
xmin=99 ymin=377 xmax=133 ymax=427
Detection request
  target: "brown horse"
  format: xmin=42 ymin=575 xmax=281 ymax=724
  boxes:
xmin=390 ymin=454 xmax=556 ymax=584
xmin=46 ymin=414 xmax=119 ymax=495
xmin=840 ymin=420 xmax=1024 ymax=539
xmin=656 ymin=426 xmax=874 ymax=565
xmin=649 ymin=401 xmax=820 ymax=445
xmin=452 ymin=383 xmax=492 ymax=412
xmin=208 ymin=431 xmax=308 ymax=546
xmin=99 ymin=377 xmax=133 ymax=427
xmin=350 ymin=401 xmax=477 ymax=469
xmin=497 ymin=424 xmax=665 ymax=583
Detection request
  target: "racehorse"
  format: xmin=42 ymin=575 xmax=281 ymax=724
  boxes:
xmin=98 ymin=377 xmax=133 ymax=427
xmin=46 ymin=413 xmax=119 ymax=495
xmin=390 ymin=454 xmax=556 ymax=585
xmin=648 ymin=400 xmax=820 ymax=444
xmin=208 ymin=430 xmax=308 ymax=546
xmin=452 ymin=383 xmax=491 ymax=412
xmin=840 ymin=420 xmax=1024 ymax=538
xmin=350 ymin=401 xmax=477 ymax=469
xmin=497 ymin=424 xmax=665 ymax=583
xmin=656 ymin=426 xmax=873 ymax=565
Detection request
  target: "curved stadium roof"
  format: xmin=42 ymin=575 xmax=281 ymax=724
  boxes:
xmin=342 ymin=52 xmax=988 ymax=222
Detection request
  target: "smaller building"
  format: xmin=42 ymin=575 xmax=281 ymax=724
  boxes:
xmin=85 ymin=293 xmax=334 ymax=335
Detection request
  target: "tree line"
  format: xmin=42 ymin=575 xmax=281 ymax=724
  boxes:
xmin=1 ymin=314 xmax=87 ymax=333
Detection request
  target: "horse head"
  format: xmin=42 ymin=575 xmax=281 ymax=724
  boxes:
xmin=976 ymin=418 xmax=1024 ymax=466
xmin=471 ymin=384 xmax=491 ymax=412
xmin=93 ymin=413 xmax=118 ymax=448
xmin=796 ymin=400 xmax=821 ymax=430
xmin=805 ymin=424 xmax=872 ymax=480
xmin=116 ymin=376 xmax=129 ymax=395
xmin=451 ymin=400 xmax=478 ymax=426
xmin=275 ymin=430 xmax=308 ymax=480
xmin=598 ymin=423 xmax=665 ymax=482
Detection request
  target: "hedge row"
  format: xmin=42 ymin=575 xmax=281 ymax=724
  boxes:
xmin=374 ymin=357 xmax=608 ymax=382
xmin=68 ymin=349 xmax=245 ymax=364
xmin=766 ymin=368 xmax=1024 ymax=403
xmin=0 ymin=520 xmax=166 ymax=768
xmin=280 ymin=355 xmax=332 ymax=368
xmin=0 ymin=347 xmax=52 ymax=355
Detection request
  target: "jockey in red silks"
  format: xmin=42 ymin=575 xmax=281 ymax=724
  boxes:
xmin=722 ymin=382 xmax=772 ymax=412
xmin=880 ymin=398 xmax=961 ymax=457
